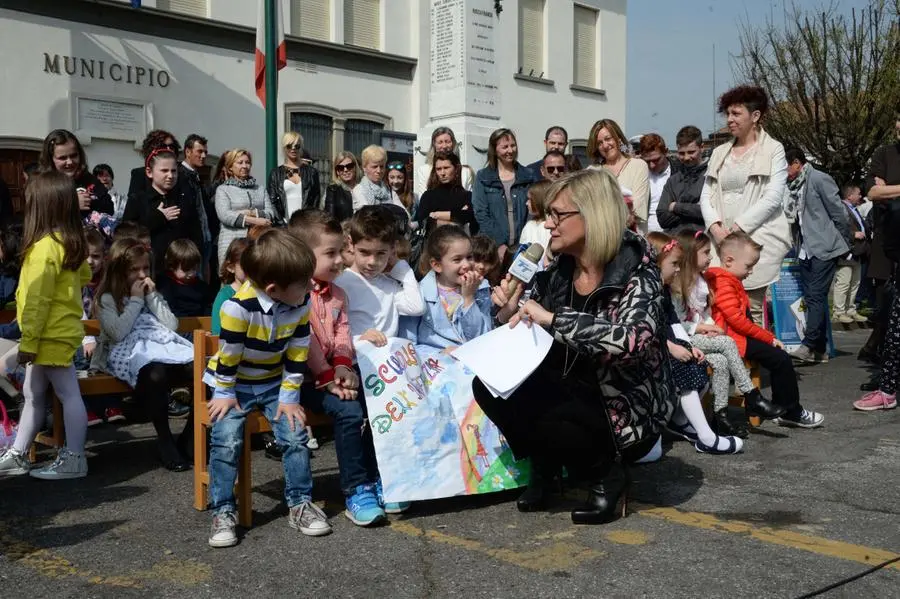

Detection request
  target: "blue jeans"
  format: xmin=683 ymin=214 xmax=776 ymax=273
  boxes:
xmin=208 ymin=385 xmax=312 ymax=514
xmin=301 ymin=385 xmax=379 ymax=496
xmin=799 ymin=256 xmax=838 ymax=353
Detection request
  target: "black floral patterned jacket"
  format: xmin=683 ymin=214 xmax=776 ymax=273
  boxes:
xmin=534 ymin=230 xmax=676 ymax=449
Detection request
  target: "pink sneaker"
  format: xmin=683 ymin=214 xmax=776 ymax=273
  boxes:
xmin=853 ymin=390 xmax=897 ymax=411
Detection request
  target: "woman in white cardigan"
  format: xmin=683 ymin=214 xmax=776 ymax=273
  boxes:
xmin=700 ymin=85 xmax=791 ymax=323
xmin=214 ymin=148 xmax=275 ymax=264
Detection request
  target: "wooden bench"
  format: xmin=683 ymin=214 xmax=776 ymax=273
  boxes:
xmin=32 ymin=317 xmax=213 ymax=454
xmin=191 ymin=330 xmax=332 ymax=528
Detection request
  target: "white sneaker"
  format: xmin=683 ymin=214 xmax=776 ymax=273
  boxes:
xmin=307 ymin=437 xmax=320 ymax=450
xmin=29 ymin=448 xmax=88 ymax=480
xmin=288 ymin=501 xmax=332 ymax=537
xmin=0 ymin=448 xmax=30 ymax=477
xmin=209 ymin=511 xmax=238 ymax=548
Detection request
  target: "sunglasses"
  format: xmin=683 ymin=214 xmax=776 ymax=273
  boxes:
xmin=335 ymin=163 xmax=355 ymax=172
xmin=286 ymin=143 xmax=301 ymax=150
xmin=545 ymin=166 xmax=567 ymax=174
xmin=387 ymin=162 xmax=405 ymax=171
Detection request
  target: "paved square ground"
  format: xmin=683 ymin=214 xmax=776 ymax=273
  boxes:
xmin=1 ymin=328 xmax=897 ymax=598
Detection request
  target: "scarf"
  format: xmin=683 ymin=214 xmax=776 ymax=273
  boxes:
xmin=357 ymin=176 xmax=392 ymax=205
xmin=783 ymin=162 xmax=810 ymax=223
xmin=222 ymin=177 xmax=258 ymax=189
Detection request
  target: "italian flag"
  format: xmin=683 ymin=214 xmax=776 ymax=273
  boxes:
xmin=255 ymin=0 xmax=287 ymax=105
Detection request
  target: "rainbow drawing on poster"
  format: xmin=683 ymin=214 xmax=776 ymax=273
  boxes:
xmin=357 ymin=338 xmax=530 ymax=503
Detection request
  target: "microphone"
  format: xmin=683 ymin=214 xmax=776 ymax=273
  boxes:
xmin=506 ymin=243 xmax=544 ymax=297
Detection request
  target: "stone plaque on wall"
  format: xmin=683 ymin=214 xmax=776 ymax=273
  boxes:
xmin=73 ymin=96 xmax=149 ymax=144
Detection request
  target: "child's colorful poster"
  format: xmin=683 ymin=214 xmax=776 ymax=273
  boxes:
xmin=357 ymin=338 xmax=530 ymax=503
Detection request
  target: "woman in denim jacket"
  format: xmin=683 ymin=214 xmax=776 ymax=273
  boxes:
xmin=472 ymin=129 xmax=536 ymax=261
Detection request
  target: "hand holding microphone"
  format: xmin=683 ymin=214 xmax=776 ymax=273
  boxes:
xmin=506 ymin=243 xmax=544 ymax=297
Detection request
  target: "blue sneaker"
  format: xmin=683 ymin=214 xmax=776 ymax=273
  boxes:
xmin=344 ymin=484 xmax=386 ymax=526
xmin=384 ymin=501 xmax=411 ymax=514
xmin=375 ymin=478 xmax=411 ymax=514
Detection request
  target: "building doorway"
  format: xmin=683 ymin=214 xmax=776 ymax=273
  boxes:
xmin=0 ymin=148 xmax=40 ymax=216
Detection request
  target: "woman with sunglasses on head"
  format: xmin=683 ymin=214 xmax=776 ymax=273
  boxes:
xmin=38 ymin=129 xmax=113 ymax=218
xmin=387 ymin=161 xmax=417 ymax=218
xmin=323 ymin=151 xmax=360 ymax=222
xmin=415 ymin=127 xmax=473 ymax=196
xmin=472 ymin=128 xmax=536 ymax=262
xmin=127 ymin=130 xmax=181 ymax=207
xmin=267 ymin=131 xmax=321 ymax=225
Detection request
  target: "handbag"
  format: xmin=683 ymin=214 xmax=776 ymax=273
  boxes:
xmin=0 ymin=398 xmax=17 ymax=450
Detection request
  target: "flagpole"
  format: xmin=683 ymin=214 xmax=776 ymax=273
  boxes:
xmin=264 ymin=0 xmax=278 ymax=174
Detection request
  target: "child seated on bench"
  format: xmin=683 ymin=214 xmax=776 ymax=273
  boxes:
xmin=289 ymin=209 xmax=385 ymax=527
xmin=91 ymin=238 xmax=194 ymax=471
xmin=705 ymin=232 xmax=825 ymax=429
xmin=204 ymin=229 xmax=327 ymax=547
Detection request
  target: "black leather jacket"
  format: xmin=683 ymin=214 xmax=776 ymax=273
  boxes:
xmin=266 ymin=163 xmax=321 ymax=224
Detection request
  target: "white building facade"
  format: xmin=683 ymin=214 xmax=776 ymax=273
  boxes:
xmin=0 ymin=0 xmax=626 ymax=211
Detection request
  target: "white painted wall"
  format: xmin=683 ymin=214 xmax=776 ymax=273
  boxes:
xmin=0 ymin=0 xmax=626 ymax=184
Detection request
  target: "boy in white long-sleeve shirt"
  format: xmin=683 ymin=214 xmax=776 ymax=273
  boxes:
xmin=333 ymin=205 xmax=424 ymax=515
xmin=335 ymin=206 xmax=425 ymax=348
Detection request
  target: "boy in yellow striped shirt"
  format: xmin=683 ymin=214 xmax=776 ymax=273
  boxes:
xmin=203 ymin=229 xmax=329 ymax=548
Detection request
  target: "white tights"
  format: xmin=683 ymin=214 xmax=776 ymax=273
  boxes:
xmin=671 ymin=389 xmax=740 ymax=451
xmin=12 ymin=364 xmax=87 ymax=455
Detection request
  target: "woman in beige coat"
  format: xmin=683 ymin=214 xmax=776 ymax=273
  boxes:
xmin=700 ymin=86 xmax=791 ymax=323
xmin=587 ymin=119 xmax=651 ymax=234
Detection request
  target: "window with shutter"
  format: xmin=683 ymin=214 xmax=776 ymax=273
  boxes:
xmin=291 ymin=0 xmax=331 ymax=41
xmin=344 ymin=0 xmax=380 ymax=50
xmin=157 ymin=0 xmax=208 ymax=18
xmin=290 ymin=112 xmax=334 ymax=184
xmin=573 ymin=5 xmax=598 ymax=87
xmin=344 ymin=119 xmax=384 ymax=158
xmin=518 ymin=0 xmax=544 ymax=76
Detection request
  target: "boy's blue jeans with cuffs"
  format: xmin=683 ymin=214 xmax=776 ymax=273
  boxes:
xmin=208 ymin=383 xmax=312 ymax=515
xmin=301 ymin=383 xmax=380 ymax=497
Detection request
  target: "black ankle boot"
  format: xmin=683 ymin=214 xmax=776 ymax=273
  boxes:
xmin=571 ymin=462 xmax=630 ymax=525
xmin=517 ymin=457 xmax=556 ymax=512
xmin=712 ymin=408 xmax=749 ymax=439
xmin=263 ymin=432 xmax=285 ymax=461
xmin=743 ymin=388 xmax=786 ymax=420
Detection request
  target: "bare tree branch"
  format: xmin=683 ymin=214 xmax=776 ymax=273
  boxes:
xmin=734 ymin=0 xmax=900 ymax=185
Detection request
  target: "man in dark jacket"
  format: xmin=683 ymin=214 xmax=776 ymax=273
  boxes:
xmin=179 ymin=133 xmax=219 ymax=281
xmin=526 ymin=126 xmax=568 ymax=180
xmin=656 ymin=125 xmax=707 ymax=232
xmin=783 ymin=147 xmax=851 ymax=364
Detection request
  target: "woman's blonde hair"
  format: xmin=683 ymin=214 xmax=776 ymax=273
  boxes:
xmin=222 ymin=148 xmax=253 ymax=179
xmin=544 ymin=169 xmax=626 ymax=267
xmin=360 ymin=145 xmax=387 ymax=167
xmin=331 ymin=151 xmax=361 ymax=186
xmin=587 ymin=119 xmax=631 ymax=165
xmin=281 ymin=131 xmax=303 ymax=154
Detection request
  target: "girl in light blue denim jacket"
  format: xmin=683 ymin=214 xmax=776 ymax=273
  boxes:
xmin=399 ymin=225 xmax=493 ymax=351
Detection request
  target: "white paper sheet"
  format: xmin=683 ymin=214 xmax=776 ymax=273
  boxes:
xmin=452 ymin=322 xmax=554 ymax=399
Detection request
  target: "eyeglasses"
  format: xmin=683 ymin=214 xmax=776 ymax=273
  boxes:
xmin=547 ymin=208 xmax=581 ymax=225
xmin=544 ymin=166 xmax=567 ymax=174
xmin=335 ymin=163 xmax=355 ymax=172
